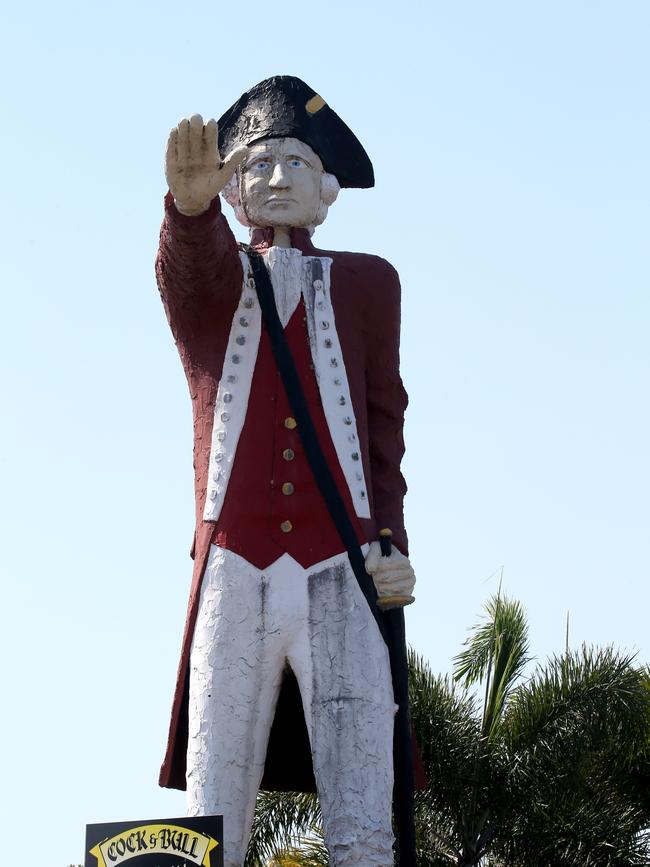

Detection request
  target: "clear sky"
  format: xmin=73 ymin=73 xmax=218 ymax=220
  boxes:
xmin=1 ymin=1 xmax=648 ymax=864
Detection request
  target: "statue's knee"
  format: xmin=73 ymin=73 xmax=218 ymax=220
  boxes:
xmin=329 ymin=841 xmax=393 ymax=867
xmin=327 ymin=819 xmax=393 ymax=867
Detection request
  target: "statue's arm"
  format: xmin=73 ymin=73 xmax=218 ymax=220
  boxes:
xmin=362 ymin=259 xmax=417 ymax=608
xmin=364 ymin=260 xmax=410 ymax=556
xmin=156 ymin=193 xmax=241 ymax=344
xmin=155 ymin=115 xmax=248 ymax=346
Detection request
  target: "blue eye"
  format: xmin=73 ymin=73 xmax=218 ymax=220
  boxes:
xmin=288 ymin=158 xmax=304 ymax=168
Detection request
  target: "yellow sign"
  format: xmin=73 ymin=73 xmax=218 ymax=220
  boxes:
xmin=90 ymin=823 xmax=219 ymax=866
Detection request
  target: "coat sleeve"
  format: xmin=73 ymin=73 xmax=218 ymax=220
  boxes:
xmin=364 ymin=259 xmax=409 ymax=555
xmin=155 ymin=191 xmax=242 ymax=351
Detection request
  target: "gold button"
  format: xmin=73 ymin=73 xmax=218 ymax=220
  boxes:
xmin=282 ymin=482 xmax=294 ymax=495
xmin=280 ymin=520 xmax=293 ymax=533
xmin=282 ymin=448 xmax=295 ymax=461
xmin=284 ymin=416 xmax=297 ymax=430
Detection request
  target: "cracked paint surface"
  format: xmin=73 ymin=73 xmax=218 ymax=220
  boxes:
xmin=187 ymin=544 xmax=396 ymax=866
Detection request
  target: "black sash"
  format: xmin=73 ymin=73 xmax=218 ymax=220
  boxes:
xmin=247 ymin=249 xmax=416 ymax=867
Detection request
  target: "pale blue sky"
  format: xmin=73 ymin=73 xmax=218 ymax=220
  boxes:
xmin=1 ymin=2 xmax=648 ymax=864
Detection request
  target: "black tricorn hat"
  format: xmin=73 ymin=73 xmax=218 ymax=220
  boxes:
xmin=217 ymin=75 xmax=374 ymax=189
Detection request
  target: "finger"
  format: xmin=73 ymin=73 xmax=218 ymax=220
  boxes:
xmin=189 ymin=113 xmax=203 ymax=162
xmin=375 ymin=561 xmax=407 ymax=575
xmin=364 ymin=543 xmax=381 ymax=574
xmin=165 ymin=127 xmax=178 ymax=177
xmin=204 ymin=118 xmax=218 ymax=160
xmin=375 ymin=573 xmax=415 ymax=589
xmin=387 ymin=577 xmax=416 ymax=594
xmin=177 ymin=118 xmax=190 ymax=165
xmin=220 ymin=145 xmax=248 ymax=182
xmin=379 ymin=579 xmax=415 ymax=596
xmin=383 ymin=549 xmax=408 ymax=564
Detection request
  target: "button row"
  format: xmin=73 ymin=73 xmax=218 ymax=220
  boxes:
xmin=316 ymin=332 xmax=366 ymax=503
xmin=279 ymin=408 xmax=298 ymax=526
xmin=205 ymin=285 xmax=256 ymax=515
xmin=212 ymin=293 xmax=254 ymax=468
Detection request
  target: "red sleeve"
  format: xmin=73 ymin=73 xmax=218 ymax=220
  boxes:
xmin=365 ymin=261 xmax=409 ymax=555
xmin=155 ymin=192 xmax=242 ymax=350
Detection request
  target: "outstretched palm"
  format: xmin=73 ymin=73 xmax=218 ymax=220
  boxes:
xmin=165 ymin=114 xmax=247 ymax=216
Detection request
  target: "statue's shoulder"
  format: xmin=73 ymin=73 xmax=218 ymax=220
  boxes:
xmin=315 ymin=247 xmax=400 ymax=294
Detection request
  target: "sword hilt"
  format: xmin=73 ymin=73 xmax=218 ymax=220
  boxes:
xmin=379 ymin=527 xmax=393 ymax=557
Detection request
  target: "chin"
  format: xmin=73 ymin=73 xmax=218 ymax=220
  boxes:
xmin=256 ymin=209 xmax=314 ymax=227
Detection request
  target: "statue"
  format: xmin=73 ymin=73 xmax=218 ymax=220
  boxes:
xmin=156 ymin=76 xmax=417 ymax=867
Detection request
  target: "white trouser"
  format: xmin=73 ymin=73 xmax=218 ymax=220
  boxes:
xmin=187 ymin=545 xmax=396 ymax=867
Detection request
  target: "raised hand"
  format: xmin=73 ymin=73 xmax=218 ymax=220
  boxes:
xmin=165 ymin=114 xmax=248 ymax=216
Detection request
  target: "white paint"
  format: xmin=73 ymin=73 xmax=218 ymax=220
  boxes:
xmin=187 ymin=544 xmax=396 ymax=867
xmin=202 ymin=253 xmax=261 ymax=521
xmin=265 ymin=245 xmax=303 ymax=326
xmin=203 ymin=250 xmax=371 ymax=521
xmin=304 ymin=257 xmax=371 ymax=518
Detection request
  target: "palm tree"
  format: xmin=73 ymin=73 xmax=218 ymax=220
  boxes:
xmin=245 ymin=595 xmax=650 ymax=866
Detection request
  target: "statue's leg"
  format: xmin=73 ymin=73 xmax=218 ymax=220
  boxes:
xmin=186 ymin=545 xmax=286 ymax=867
xmin=288 ymin=557 xmax=397 ymax=867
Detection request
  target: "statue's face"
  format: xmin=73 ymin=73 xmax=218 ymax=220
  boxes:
xmin=240 ymin=137 xmax=323 ymax=228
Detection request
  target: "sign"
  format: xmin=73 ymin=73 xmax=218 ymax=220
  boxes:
xmin=85 ymin=816 xmax=223 ymax=867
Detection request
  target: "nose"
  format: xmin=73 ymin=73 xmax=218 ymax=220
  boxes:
xmin=268 ymin=161 xmax=290 ymax=189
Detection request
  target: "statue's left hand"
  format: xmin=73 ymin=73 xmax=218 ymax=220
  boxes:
xmin=365 ymin=542 xmax=416 ymax=610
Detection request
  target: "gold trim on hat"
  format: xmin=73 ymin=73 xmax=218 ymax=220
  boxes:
xmin=305 ymin=94 xmax=326 ymax=115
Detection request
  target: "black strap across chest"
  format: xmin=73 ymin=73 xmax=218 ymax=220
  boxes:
xmin=247 ymin=249 xmax=381 ymax=620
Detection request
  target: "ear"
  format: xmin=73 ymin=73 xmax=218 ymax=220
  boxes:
xmin=221 ymin=172 xmax=240 ymax=208
xmin=320 ymin=173 xmax=341 ymax=206
xmin=221 ymin=171 xmax=253 ymax=227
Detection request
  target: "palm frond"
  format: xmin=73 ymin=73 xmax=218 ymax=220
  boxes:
xmin=266 ymin=837 xmax=329 ymax=866
xmin=409 ymin=648 xmax=481 ymax=820
xmin=408 ymin=648 xmax=502 ymax=864
xmin=495 ymin=646 xmax=650 ymax=865
xmin=413 ymin=791 xmax=463 ymax=865
xmin=504 ymin=646 xmax=649 ymax=766
xmin=494 ymin=791 xmax=650 ymax=867
xmin=453 ymin=595 xmax=530 ymax=740
xmin=245 ymin=792 xmax=322 ymax=866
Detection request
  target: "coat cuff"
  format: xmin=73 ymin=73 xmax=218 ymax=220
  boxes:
xmin=164 ymin=190 xmax=222 ymax=229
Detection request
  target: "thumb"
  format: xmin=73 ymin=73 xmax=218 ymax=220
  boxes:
xmin=220 ymin=145 xmax=249 ymax=182
xmin=364 ymin=541 xmax=382 ymax=574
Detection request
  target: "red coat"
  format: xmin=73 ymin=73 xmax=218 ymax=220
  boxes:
xmin=155 ymin=192 xmax=409 ymax=790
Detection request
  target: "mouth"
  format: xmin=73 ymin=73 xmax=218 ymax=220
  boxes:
xmin=265 ymin=196 xmax=296 ymax=204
